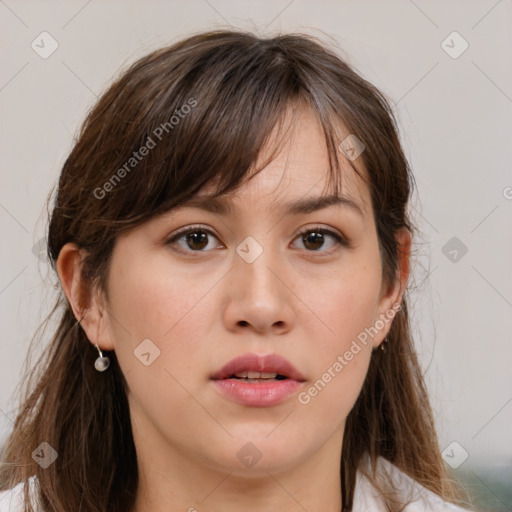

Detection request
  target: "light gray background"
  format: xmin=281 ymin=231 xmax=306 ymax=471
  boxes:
xmin=1 ymin=0 xmax=511 ymax=503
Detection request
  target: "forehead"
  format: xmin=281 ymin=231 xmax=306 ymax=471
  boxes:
xmin=195 ymin=104 xmax=372 ymax=218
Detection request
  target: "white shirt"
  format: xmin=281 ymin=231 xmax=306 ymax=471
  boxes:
xmin=353 ymin=456 xmax=472 ymax=511
xmin=0 ymin=456 xmax=473 ymax=511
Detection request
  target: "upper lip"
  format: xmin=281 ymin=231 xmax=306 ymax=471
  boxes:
xmin=211 ymin=353 xmax=306 ymax=381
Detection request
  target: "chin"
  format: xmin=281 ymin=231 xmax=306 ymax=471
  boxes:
xmin=201 ymin=434 xmax=310 ymax=477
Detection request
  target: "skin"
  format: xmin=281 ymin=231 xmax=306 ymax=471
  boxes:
xmin=57 ymin=105 xmax=410 ymax=512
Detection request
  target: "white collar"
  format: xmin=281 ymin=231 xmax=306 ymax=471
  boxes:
xmin=352 ymin=455 xmax=472 ymax=511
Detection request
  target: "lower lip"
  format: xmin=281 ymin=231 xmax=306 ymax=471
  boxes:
xmin=211 ymin=378 xmax=303 ymax=407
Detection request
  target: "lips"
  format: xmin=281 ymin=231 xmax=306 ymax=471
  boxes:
xmin=210 ymin=353 xmax=306 ymax=407
xmin=210 ymin=353 xmax=306 ymax=382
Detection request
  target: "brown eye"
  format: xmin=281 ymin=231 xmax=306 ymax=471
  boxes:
xmin=293 ymin=227 xmax=348 ymax=253
xmin=302 ymin=231 xmax=325 ymax=251
xmin=183 ymin=231 xmax=209 ymax=250
xmin=166 ymin=226 xmax=222 ymax=253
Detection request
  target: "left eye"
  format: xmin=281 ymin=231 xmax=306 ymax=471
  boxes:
xmin=292 ymin=227 xmax=346 ymax=253
xmin=166 ymin=226 xmax=347 ymax=254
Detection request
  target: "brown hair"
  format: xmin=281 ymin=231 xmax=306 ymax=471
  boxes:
xmin=1 ymin=28 xmax=468 ymax=511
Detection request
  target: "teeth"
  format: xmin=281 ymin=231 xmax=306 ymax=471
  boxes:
xmin=233 ymin=371 xmax=278 ymax=379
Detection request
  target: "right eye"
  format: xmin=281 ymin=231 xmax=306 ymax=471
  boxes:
xmin=165 ymin=225 xmax=224 ymax=253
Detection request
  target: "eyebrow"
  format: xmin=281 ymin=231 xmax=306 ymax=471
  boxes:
xmin=179 ymin=193 xmax=365 ymax=218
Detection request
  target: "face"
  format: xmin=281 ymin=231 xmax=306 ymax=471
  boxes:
xmin=66 ymin=105 xmax=406 ymax=480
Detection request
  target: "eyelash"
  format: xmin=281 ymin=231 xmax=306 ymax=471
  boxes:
xmin=165 ymin=224 xmax=350 ymax=255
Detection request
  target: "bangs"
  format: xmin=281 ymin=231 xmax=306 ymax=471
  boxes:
xmin=80 ymin=32 xmax=362 ymax=233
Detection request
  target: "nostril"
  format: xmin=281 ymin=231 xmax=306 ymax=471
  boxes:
xmin=238 ymin=320 xmax=248 ymax=326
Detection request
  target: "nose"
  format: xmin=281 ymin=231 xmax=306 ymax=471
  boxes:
xmin=222 ymin=243 xmax=295 ymax=336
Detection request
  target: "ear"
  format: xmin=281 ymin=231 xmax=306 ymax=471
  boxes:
xmin=372 ymin=227 xmax=411 ymax=349
xmin=56 ymin=242 xmax=115 ymax=351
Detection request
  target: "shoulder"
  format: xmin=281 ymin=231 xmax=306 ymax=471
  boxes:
xmin=352 ymin=455 xmax=474 ymax=512
xmin=0 ymin=477 xmax=40 ymax=512
xmin=0 ymin=482 xmax=25 ymax=512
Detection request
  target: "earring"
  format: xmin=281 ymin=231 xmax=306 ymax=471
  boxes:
xmin=380 ymin=336 xmax=389 ymax=351
xmin=94 ymin=344 xmax=110 ymax=372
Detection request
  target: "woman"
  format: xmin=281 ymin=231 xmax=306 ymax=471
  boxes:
xmin=0 ymin=29 xmax=474 ymax=511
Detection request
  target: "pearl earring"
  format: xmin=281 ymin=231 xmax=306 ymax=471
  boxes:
xmin=94 ymin=344 xmax=110 ymax=372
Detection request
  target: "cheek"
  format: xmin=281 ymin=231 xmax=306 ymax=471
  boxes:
xmin=294 ymin=252 xmax=381 ymax=416
xmin=297 ymin=344 xmax=371 ymax=438
xmin=107 ymin=249 xmax=218 ymax=344
xmin=105 ymin=250 xmax=223 ymax=396
xmin=304 ymin=253 xmax=383 ymax=352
